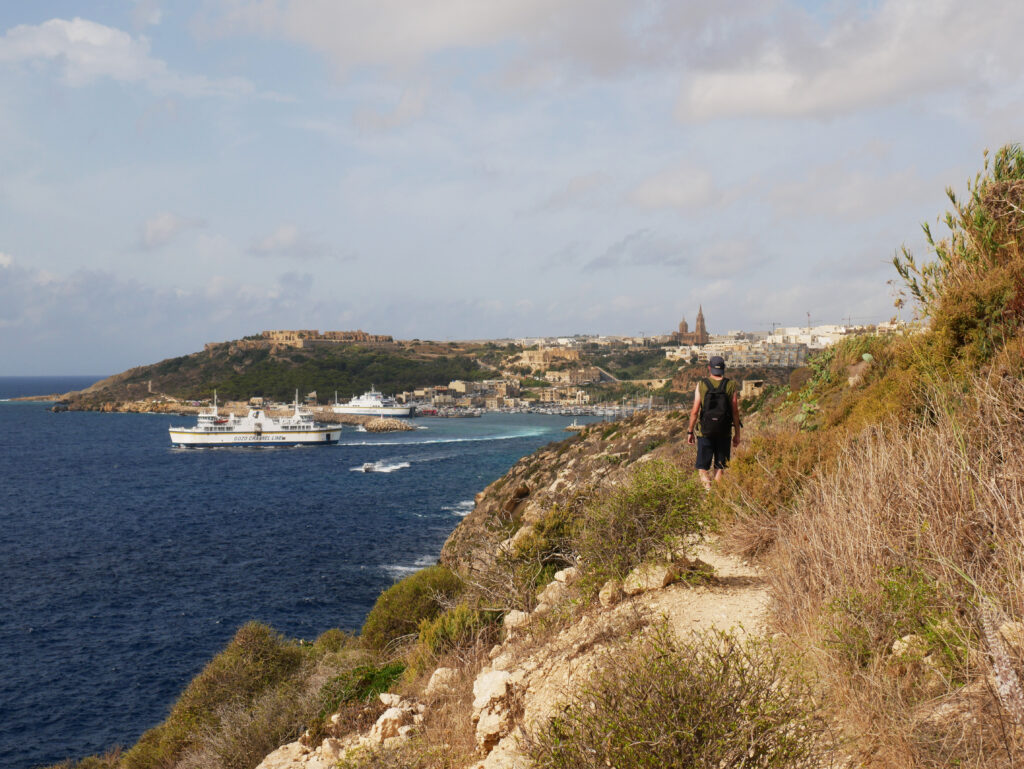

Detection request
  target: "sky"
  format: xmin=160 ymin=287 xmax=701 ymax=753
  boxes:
xmin=1 ymin=1 xmax=1021 ymax=374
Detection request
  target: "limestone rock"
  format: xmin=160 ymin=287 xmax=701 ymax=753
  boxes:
xmin=553 ymin=566 xmax=578 ymax=583
xmin=623 ymin=562 xmax=677 ymax=596
xmin=256 ymin=741 xmax=309 ymax=769
xmin=476 ymin=707 xmax=512 ymax=752
xmin=891 ymin=633 xmax=928 ymax=659
xmin=369 ymin=707 xmax=412 ymax=743
xmin=536 ymin=579 xmax=569 ymax=607
xmin=509 ymin=525 xmax=534 ymax=550
xmin=472 ymin=669 xmax=518 ymax=751
xmin=999 ymin=621 xmax=1024 ymax=656
xmin=512 ymin=484 xmax=531 ymax=499
xmin=320 ymin=738 xmax=344 ymax=761
xmin=425 ymin=666 xmax=460 ymax=698
xmin=364 ymin=417 xmax=415 ymax=432
xmin=473 ymin=670 xmax=511 ymax=712
xmin=479 ymin=740 xmax=531 ymax=769
xmin=379 ymin=692 xmax=403 ymax=707
xmin=503 ymin=610 xmax=529 ymax=630
xmin=598 ymin=578 xmax=624 ymax=608
xmin=913 ymin=679 xmax=991 ymax=730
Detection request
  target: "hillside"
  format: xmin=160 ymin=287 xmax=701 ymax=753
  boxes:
xmin=62 ymin=340 xmax=491 ymax=407
xmin=47 ymin=145 xmax=1024 ymax=769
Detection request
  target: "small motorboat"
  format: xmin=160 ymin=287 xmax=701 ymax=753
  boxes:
xmin=361 ymin=462 xmax=376 ymax=472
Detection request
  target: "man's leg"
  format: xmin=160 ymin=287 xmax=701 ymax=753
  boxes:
xmin=712 ymin=434 xmax=730 ymax=483
xmin=699 ymin=469 xmax=713 ymax=490
xmin=695 ymin=438 xmax=713 ymax=490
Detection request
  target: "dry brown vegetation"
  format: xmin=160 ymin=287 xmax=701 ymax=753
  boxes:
xmin=715 ymin=144 xmax=1024 ymax=767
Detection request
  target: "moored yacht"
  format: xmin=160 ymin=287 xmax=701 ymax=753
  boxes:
xmin=169 ymin=392 xmax=342 ymax=447
xmin=331 ymin=386 xmax=414 ymax=417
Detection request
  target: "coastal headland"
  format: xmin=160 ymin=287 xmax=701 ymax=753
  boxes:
xmin=43 ymin=145 xmax=1024 ymax=769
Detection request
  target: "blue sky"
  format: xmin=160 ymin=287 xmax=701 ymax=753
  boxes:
xmin=0 ymin=0 xmax=1020 ymax=374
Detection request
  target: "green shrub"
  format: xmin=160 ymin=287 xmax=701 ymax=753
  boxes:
xmin=823 ymin=566 xmax=969 ymax=678
xmin=121 ymin=622 xmax=305 ymax=769
xmin=894 ymin=144 xmax=1024 ymax=368
xmin=409 ymin=604 xmax=499 ymax=674
xmin=511 ymin=504 xmax=575 ymax=579
xmin=360 ymin=565 xmax=464 ymax=651
xmin=574 ymin=460 xmax=708 ymax=588
xmin=313 ymin=627 xmax=353 ymax=653
xmin=528 ymin=627 xmax=830 ymax=769
xmin=178 ymin=679 xmax=312 ymax=769
xmin=318 ymin=662 xmax=406 ymax=715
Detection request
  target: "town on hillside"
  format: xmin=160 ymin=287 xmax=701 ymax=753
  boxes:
xmin=230 ymin=310 xmax=908 ymax=417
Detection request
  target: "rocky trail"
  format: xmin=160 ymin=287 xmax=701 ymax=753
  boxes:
xmin=256 ymin=538 xmax=770 ymax=769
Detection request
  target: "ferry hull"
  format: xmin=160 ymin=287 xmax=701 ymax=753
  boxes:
xmin=331 ymin=405 xmax=414 ymax=417
xmin=169 ymin=428 xmax=342 ymax=447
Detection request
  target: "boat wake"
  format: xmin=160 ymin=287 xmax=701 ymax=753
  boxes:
xmin=382 ymin=554 xmax=438 ymax=578
xmin=350 ymin=460 xmax=411 ymax=473
xmin=336 ymin=428 xmax=547 ymax=447
xmin=441 ymin=499 xmax=475 ymax=517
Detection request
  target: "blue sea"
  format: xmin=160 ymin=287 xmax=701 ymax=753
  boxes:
xmin=0 ymin=377 xmax=590 ymax=769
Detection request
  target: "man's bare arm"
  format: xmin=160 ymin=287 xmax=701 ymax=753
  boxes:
xmin=731 ymin=392 xmax=742 ymax=447
xmin=687 ymin=386 xmax=701 ymax=443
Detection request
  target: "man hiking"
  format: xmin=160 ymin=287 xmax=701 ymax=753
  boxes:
xmin=686 ymin=355 xmax=741 ymax=490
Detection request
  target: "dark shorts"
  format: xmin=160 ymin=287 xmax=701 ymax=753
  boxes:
xmin=696 ymin=434 xmax=731 ymax=471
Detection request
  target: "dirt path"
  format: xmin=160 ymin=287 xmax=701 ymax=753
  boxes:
xmin=647 ymin=539 xmax=769 ymax=641
xmin=469 ymin=538 xmax=771 ymax=768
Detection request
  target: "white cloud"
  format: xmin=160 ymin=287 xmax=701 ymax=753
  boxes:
xmin=200 ymin=0 xmax=715 ymax=80
xmin=353 ymin=85 xmax=430 ymax=132
xmin=587 ymin=229 xmax=687 ymax=270
xmin=249 ymin=224 xmax=348 ymax=261
xmin=535 ymin=172 xmax=612 ymax=213
xmin=0 ymin=17 xmax=259 ymax=97
xmin=677 ymin=0 xmax=1024 ymax=120
xmin=629 ymin=164 xmax=717 ymax=210
xmin=0 ymin=251 xmax=12 ymax=268
xmin=132 ymin=0 xmax=163 ymax=30
xmin=0 ymin=260 xmax=352 ymax=371
xmin=771 ymin=163 xmax=937 ymax=221
xmin=141 ymin=212 xmax=206 ymax=249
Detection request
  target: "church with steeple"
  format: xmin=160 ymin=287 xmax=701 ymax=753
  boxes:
xmin=673 ymin=306 xmax=710 ymax=345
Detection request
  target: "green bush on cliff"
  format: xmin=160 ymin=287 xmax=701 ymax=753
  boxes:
xmin=318 ymin=662 xmax=406 ymax=716
xmin=360 ymin=565 xmax=464 ymax=652
xmin=574 ymin=459 xmax=708 ymax=589
xmin=894 ymin=144 xmax=1024 ymax=367
xmin=120 ymin=622 xmax=306 ymax=769
xmin=408 ymin=603 xmax=501 ymax=675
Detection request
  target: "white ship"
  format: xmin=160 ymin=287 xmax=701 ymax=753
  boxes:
xmin=331 ymin=386 xmax=414 ymax=417
xmin=169 ymin=392 xmax=342 ymax=447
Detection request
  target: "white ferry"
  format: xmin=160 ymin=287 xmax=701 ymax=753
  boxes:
xmin=169 ymin=392 xmax=342 ymax=447
xmin=331 ymin=386 xmax=414 ymax=417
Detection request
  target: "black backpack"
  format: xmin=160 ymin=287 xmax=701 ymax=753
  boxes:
xmin=700 ymin=378 xmax=732 ymax=438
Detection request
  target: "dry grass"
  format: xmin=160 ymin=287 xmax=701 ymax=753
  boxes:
xmin=766 ymin=376 xmax=1024 ymax=766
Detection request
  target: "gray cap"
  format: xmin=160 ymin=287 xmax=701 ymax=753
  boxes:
xmin=708 ymin=355 xmax=726 ymax=375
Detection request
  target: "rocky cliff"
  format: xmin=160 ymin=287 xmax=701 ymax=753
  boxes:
xmin=250 ymin=409 xmax=777 ymax=769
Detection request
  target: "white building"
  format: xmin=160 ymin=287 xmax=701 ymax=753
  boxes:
xmin=766 ymin=324 xmax=865 ymax=350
